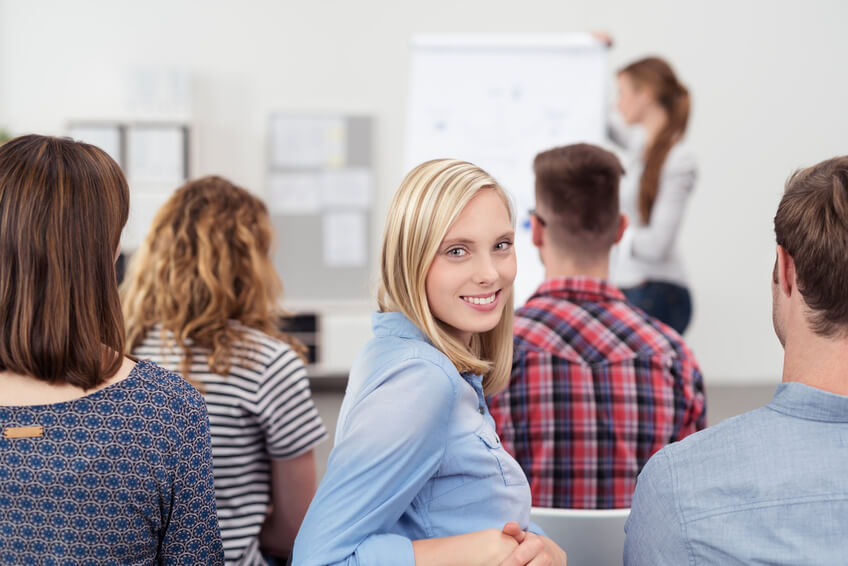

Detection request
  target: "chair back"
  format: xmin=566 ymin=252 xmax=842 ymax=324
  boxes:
xmin=530 ymin=506 xmax=630 ymax=566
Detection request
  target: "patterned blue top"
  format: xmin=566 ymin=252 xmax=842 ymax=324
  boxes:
xmin=0 ymin=360 xmax=224 ymax=565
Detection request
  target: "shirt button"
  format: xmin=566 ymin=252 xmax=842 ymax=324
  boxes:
xmin=478 ymin=406 xmax=485 ymax=414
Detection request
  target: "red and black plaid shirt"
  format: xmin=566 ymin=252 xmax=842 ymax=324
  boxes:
xmin=489 ymin=277 xmax=706 ymax=509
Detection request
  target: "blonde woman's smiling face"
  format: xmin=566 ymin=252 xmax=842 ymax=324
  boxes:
xmin=425 ymin=188 xmax=516 ymax=346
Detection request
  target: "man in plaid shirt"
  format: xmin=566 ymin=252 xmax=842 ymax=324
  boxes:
xmin=489 ymin=143 xmax=706 ymax=509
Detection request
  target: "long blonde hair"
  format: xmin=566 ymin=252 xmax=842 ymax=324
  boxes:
xmin=121 ymin=176 xmax=304 ymax=380
xmin=378 ymin=159 xmax=515 ymax=396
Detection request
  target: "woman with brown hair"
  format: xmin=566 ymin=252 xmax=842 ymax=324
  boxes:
xmin=610 ymin=56 xmax=696 ymax=335
xmin=121 ymin=176 xmax=327 ymax=566
xmin=0 ymin=134 xmax=223 ymax=564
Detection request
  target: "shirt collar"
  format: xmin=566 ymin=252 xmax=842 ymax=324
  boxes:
xmin=529 ymin=276 xmax=627 ymax=303
xmin=768 ymin=381 xmax=848 ymax=422
xmin=462 ymin=371 xmax=484 ymax=389
xmin=372 ymin=311 xmax=486 ymax=386
xmin=372 ymin=311 xmax=429 ymax=341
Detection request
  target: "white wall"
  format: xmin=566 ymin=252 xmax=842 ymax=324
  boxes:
xmin=2 ymin=0 xmax=847 ymax=384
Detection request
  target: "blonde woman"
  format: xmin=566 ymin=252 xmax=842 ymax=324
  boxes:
xmin=292 ymin=160 xmax=567 ymax=566
xmin=121 ymin=176 xmax=327 ymax=565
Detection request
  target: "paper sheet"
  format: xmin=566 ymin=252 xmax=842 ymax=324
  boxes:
xmin=321 ymin=168 xmax=373 ymax=209
xmin=128 ymin=126 xmax=185 ymax=183
xmin=323 ymin=211 xmax=366 ymax=267
xmin=270 ymin=115 xmax=346 ymax=169
xmin=268 ymin=172 xmax=323 ymax=214
xmin=126 ymin=68 xmax=191 ymax=119
xmin=69 ymin=124 xmax=123 ymax=167
xmin=268 ymin=168 xmax=372 ymax=214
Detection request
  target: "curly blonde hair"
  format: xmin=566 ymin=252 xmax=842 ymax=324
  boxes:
xmin=121 ymin=176 xmax=304 ymax=381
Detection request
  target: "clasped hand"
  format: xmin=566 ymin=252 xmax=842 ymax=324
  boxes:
xmin=496 ymin=521 xmax=567 ymax=566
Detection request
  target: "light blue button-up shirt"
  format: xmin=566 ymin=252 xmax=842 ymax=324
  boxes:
xmin=292 ymin=312 xmax=535 ymax=566
xmin=625 ymin=381 xmax=848 ymax=565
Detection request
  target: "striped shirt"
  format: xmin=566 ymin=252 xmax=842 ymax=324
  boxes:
xmin=134 ymin=322 xmax=327 ymax=565
xmin=488 ymin=277 xmax=705 ymax=509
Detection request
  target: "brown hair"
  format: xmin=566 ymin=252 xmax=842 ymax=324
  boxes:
xmin=0 ymin=134 xmax=129 ymax=388
xmin=774 ymin=155 xmax=848 ymax=337
xmin=121 ymin=176 xmax=304 ymax=380
xmin=533 ymin=143 xmax=624 ymax=258
xmin=619 ymin=57 xmax=690 ymax=223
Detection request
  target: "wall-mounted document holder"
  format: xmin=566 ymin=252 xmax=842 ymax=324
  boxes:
xmin=68 ymin=121 xmax=191 ymax=252
xmin=267 ymin=113 xmax=375 ymax=303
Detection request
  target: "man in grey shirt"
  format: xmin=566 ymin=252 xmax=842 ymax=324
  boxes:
xmin=624 ymin=154 xmax=848 ymax=565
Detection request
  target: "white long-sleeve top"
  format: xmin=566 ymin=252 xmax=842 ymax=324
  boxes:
xmin=609 ymin=123 xmax=697 ymax=288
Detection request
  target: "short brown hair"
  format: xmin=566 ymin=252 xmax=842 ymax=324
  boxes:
xmin=774 ymin=155 xmax=848 ymax=337
xmin=0 ymin=134 xmax=129 ymax=387
xmin=533 ymin=143 xmax=624 ymax=258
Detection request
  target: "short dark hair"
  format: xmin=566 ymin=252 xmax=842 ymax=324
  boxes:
xmin=0 ymin=134 xmax=129 ymax=387
xmin=533 ymin=143 xmax=624 ymax=257
xmin=774 ymin=155 xmax=848 ymax=337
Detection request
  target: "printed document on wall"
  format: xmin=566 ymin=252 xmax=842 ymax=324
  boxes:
xmin=128 ymin=126 xmax=185 ymax=183
xmin=322 ymin=168 xmax=373 ymax=209
xmin=270 ymin=115 xmax=347 ymax=169
xmin=323 ymin=211 xmax=367 ymax=267
xmin=69 ymin=125 xmax=123 ymax=166
xmin=268 ymin=172 xmax=323 ymax=214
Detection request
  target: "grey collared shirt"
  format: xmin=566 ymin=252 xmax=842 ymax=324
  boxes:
xmin=625 ymin=381 xmax=848 ymax=565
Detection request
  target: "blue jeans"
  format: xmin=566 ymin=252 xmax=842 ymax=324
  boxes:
xmin=622 ymin=281 xmax=692 ymax=335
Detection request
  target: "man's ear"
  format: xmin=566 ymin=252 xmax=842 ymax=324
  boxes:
xmin=530 ymin=215 xmax=544 ymax=248
xmin=613 ymin=213 xmax=629 ymax=244
xmin=776 ymin=245 xmax=795 ymax=297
